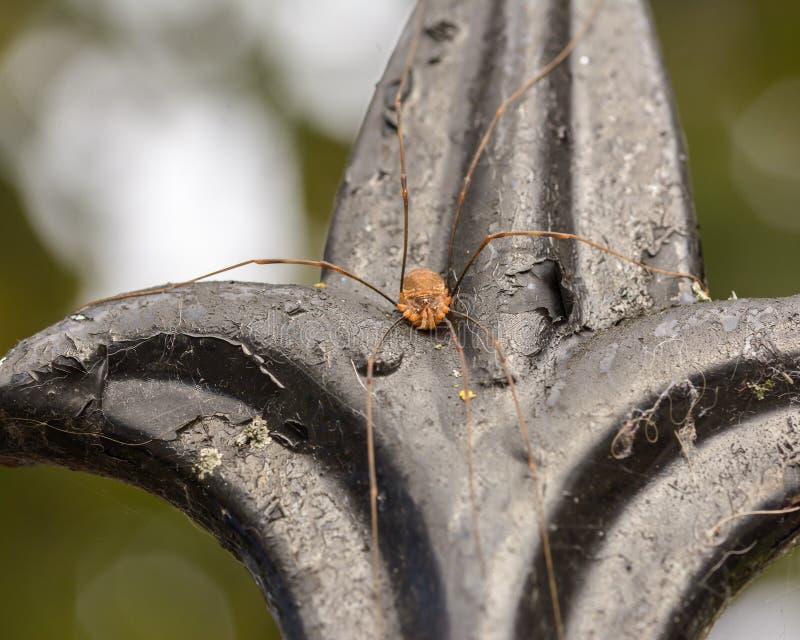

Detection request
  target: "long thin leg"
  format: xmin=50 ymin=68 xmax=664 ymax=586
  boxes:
xmin=450 ymin=309 xmax=564 ymax=640
xmin=442 ymin=316 xmax=486 ymax=577
xmin=452 ymin=230 xmax=709 ymax=297
xmin=365 ymin=316 xmax=406 ymax=640
xmin=395 ymin=0 xmax=427 ymax=295
xmin=447 ymin=0 xmax=605 ymax=275
xmin=80 ymin=258 xmax=398 ymax=309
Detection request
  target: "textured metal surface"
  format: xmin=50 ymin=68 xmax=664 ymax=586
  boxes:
xmin=2 ymin=1 xmax=800 ymax=639
xmin=325 ymin=0 xmax=702 ymax=326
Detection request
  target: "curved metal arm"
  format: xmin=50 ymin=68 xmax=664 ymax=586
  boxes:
xmin=2 ymin=1 xmax=799 ymax=639
xmin=0 ymin=284 xmax=393 ymax=638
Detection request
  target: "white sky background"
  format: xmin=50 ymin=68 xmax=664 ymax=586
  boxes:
xmin=0 ymin=0 xmax=798 ymax=636
xmin=0 ymin=0 xmax=412 ymax=300
xmin=706 ymin=545 xmax=800 ymax=640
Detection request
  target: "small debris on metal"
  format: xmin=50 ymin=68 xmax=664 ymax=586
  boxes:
xmin=747 ymin=379 xmax=775 ymax=401
xmin=692 ymin=282 xmax=711 ymax=302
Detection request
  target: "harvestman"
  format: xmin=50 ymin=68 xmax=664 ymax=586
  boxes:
xmin=82 ymin=0 xmax=709 ymax=638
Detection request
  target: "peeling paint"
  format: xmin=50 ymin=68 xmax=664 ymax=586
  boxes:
xmin=719 ymin=312 xmax=740 ymax=333
xmin=599 ymin=342 xmax=619 ymax=373
xmin=654 ymin=318 xmax=679 ymax=338
xmin=258 ymin=365 xmax=285 ymax=389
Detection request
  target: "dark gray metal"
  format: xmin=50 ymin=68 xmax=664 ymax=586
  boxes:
xmin=1 ymin=1 xmax=799 ymax=638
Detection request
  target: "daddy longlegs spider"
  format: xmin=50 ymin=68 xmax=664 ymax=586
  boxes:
xmin=81 ymin=0 xmax=709 ymax=637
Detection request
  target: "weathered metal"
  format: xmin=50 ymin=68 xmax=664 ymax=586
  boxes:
xmin=2 ymin=1 xmax=799 ymax=638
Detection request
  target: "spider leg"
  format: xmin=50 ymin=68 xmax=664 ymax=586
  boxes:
xmin=451 ymin=308 xmax=564 ymax=640
xmin=394 ymin=0 xmax=427 ymax=294
xmin=80 ymin=258 xmax=397 ymax=310
xmin=446 ymin=0 xmax=606 ymax=274
xmin=365 ymin=315 xmax=406 ymax=639
xmin=452 ymin=230 xmax=708 ymax=298
xmin=442 ymin=315 xmax=486 ymax=578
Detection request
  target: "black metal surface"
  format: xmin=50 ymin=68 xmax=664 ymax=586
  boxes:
xmin=2 ymin=1 xmax=799 ymax=639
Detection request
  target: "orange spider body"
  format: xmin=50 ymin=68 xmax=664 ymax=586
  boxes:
xmin=397 ymin=268 xmax=451 ymax=330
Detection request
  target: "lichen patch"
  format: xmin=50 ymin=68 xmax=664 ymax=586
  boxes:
xmin=234 ymin=417 xmax=270 ymax=449
xmin=196 ymin=447 xmax=223 ymax=479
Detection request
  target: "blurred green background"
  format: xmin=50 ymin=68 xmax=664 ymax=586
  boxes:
xmin=0 ymin=1 xmax=798 ymax=638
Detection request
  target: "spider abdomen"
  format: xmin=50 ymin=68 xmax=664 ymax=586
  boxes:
xmin=397 ymin=268 xmax=451 ymax=330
